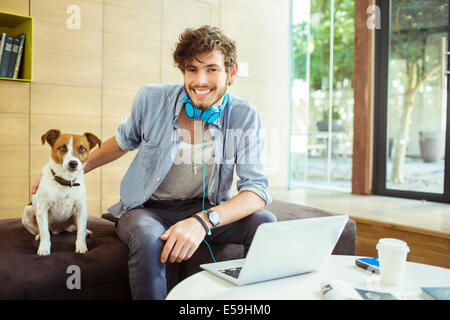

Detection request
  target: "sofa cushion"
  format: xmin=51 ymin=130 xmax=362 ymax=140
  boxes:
xmin=0 ymin=216 xmax=131 ymax=299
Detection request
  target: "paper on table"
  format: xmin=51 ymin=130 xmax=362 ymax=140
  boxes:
xmin=320 ymin=279 xmax=400 ymax=300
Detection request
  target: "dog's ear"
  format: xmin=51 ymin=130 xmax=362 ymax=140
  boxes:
xmin=83 ymin=132 xmax=102 ymax=150
xmin=41 ymin=129 xmax=61 ymax=147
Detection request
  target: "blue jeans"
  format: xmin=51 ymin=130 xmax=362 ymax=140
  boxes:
xmin=115 ymin=198 xmax=276 ymax=300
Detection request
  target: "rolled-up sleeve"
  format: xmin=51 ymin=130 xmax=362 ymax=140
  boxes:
xmin=235 ymin=109 xmax=272 ymax=207
xmin=115 ymin=87 xmax=147 ymax=151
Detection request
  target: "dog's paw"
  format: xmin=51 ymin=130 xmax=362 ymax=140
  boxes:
xmin=86 ymin=229 xmax=93 ymax=238
xmin=37 ymin=243 xmax=51 ymax=256
xmin=75 ymin=241 xmax=88 ymax=254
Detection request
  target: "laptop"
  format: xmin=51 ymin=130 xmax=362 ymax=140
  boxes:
xmin=200 ymin=215 xmax=348 ymax=286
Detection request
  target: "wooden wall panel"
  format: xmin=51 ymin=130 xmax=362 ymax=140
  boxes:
xmin=0 ymin=112 xmax=29 ymax=145
xmin=355 ymin=219 xmax=450 ymax=268
xmin=0 ymin=145 xmax=28 ymax=178
xmin=100 ymin=116 xmax=137 ymax=212
xmin=161 ymin=0 xmax=217 ymax=83
xmin=0 ymin=81 xmax=29 ymax=113
xmin=0 ymin=176 xmax=28 ymax=215
xmin=101 ymin=0 xmax=161 ymax=213
xmin=30 ymin=0 xmax=103 ymax=27
xmin=0 ymin=80 xmax=29 ymax=219
xmin=352 ymin=0 xmax=375 ymax=194
xmin=0 ymin=0 xmax=30 ymax=220
xmin=32 ymin=52 xmax=102 ymax=88
xmin=0 ymin=0 xmax=29 ymax=15
xmin=30 ymin=0 xmax=103 ymax=87
xmin=30 ymin=83 xmax=101 ymax=117
xmin=34 ymin=20 xmax=102 ymax=58
xmin=102 ymin=1 xmax=161 ymax=90
xmin=101 ymin=88 xmax=137 ymax=118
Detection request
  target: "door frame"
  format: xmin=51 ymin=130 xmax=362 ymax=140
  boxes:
xmin=372 ymin=0 xmax=450 ymax=203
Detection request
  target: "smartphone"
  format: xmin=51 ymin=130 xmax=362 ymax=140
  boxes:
xmin=355 ymin=257 xmax=380 ymax=274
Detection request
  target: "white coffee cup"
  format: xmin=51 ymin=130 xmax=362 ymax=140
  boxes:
xmin=376 ymin=238 xmax=410 ymax=286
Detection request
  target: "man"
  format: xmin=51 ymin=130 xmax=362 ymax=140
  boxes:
xmin=33 ymin=25 xmax=276 ymax=299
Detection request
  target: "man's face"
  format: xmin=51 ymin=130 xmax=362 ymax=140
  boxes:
xmin=183 ymin=50 xmax=230 ymax=110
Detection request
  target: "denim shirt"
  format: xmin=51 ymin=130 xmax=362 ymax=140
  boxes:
xmin=108 ymin=83 xmax=272 ymax=218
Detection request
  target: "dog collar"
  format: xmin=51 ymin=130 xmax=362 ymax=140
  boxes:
xmin=50 ymin=169 xmax=80 ymax=187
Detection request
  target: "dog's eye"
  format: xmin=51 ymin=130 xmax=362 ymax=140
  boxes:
xmin=58 ymin=145 xmax=67 ymax=153
xmin=79 ymin=146 xmax=87 ymax=153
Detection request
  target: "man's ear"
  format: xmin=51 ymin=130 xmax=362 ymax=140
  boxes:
xmin=227 ymin=62 xmax=238 ymax=86
xmin=83 ymin=132 xmax=102 ymax=150
xmin=41 ymin=129 xmax=61 ymax=147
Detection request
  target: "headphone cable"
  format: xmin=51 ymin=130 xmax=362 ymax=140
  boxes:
xmin=201 ymin=120 xmax=216 ymax=263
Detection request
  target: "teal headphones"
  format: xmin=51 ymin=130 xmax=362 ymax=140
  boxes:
xmin=184 ymin=92 xmax=228 ymax=124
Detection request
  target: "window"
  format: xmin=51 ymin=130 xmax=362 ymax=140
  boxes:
xmin=373 ymin=0 xmax=450 ymax=202
xmin=290 ymin=0 xmax=355 ymax=191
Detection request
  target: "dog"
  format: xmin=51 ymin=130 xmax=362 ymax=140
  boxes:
xmin=22 ymin=129 xmax=101 ymax=256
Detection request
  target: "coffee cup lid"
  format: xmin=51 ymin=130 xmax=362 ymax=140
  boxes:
xmin=376 ymin=238 xmax=410 ymax=252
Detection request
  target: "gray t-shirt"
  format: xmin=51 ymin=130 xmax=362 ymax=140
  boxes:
xmin=150 ymin=140 xmax=215 ymax=201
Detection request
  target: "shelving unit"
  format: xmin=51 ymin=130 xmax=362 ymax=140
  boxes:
xmin=0 ymin=11 xmax=32 ymax=81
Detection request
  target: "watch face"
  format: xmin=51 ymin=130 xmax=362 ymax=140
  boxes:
xmin=208 ymin=210 xmax=220 ymax=226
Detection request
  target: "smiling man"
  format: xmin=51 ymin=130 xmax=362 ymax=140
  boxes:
xmin=76 ymin=26 xmax=275 ymax=299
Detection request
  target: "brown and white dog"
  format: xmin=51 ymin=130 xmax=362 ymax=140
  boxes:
xmin=22 ymin=129 xmax=101 ymax=256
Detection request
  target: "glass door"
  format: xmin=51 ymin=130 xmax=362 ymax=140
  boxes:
xmin=374 ymin=0 xmax=450 ymax=202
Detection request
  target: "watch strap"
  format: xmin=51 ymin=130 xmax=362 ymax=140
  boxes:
xmin=193 ymin=214 xmax=211 ymax=236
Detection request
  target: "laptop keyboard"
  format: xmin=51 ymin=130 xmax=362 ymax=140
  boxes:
xmin=219 ymin=267 xmax=242 ymax=279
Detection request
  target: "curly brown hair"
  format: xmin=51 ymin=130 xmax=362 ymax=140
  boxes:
xmin=173 ymin=25 xmax=237 ymax=73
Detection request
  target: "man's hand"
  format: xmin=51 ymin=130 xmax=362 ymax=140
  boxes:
xmin=31 ymin=173 xmax=43 ymax=194
xmin=159 ymin=216 xmax=207 ymax=263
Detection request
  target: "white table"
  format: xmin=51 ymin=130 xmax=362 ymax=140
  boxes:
xmin=167 ymin=255 xmax=450 ymax=300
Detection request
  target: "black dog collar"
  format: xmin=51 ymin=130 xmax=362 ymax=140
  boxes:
xmin=51 ymin=169 xmax=80 ymax=187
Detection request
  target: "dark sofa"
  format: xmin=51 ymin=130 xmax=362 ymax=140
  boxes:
xmin=0 ymin=199 xmax=356 ymax=299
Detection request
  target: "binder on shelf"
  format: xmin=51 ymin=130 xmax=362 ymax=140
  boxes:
xmin=0 ymin=34 xmax=13 ymax=77
xmin=0 ymin=33 xmax=6 ymax=69
xmin=13 ymin=33 xmax=25 ymax=79
xmin=8 ymin=35 xmax=20 ymax=77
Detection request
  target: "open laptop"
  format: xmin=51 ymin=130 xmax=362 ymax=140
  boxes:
xmin=200 ymin=215 xmax=348 ymax=286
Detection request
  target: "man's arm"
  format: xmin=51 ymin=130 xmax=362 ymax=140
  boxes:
xmin=84 ymin=136 xmax=128 ymax=174
xmin=197 ymin=190 xmax=265 ymax=228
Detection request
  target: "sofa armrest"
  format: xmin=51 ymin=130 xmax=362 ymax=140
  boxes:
xmin=266 ymin=199 xmax=357 ymax=255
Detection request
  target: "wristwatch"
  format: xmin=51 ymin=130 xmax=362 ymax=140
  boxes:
xmin=205 ymin=209 xmax=220 ymax=228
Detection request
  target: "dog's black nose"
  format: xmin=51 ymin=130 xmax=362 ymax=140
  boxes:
xmin=68 ymin=161 xmax=78 ymax=169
